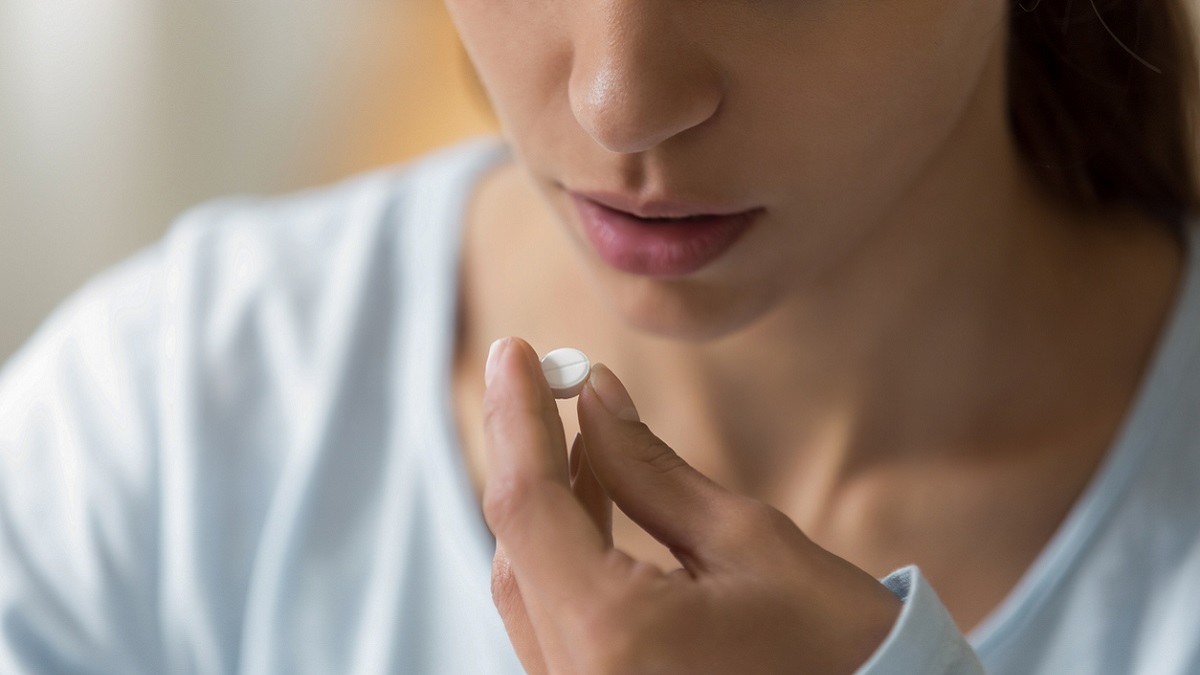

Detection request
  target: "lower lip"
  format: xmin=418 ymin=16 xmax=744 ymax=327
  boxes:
xmin=572 ymin=196 xmax=762 ymax=277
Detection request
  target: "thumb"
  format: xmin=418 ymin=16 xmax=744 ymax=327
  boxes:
xmin=578 ymin=363 xmax=753 ymax=572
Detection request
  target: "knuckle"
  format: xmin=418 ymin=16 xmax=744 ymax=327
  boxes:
xmin=575 ymin=560 xmax=674 ymax=675
xmin=580 ymin=613 xmax=640 ymax=675
xmin=758 ymin=501 xmax=800 ymax=533
xmin=630 ymin=430 xmax=687 ymax=476
xmin=723 ymin=499 xmax=793 ymax=548
xmin=490 ymin=556 xmax=522 ymax=614
xmin=481 ymin=477 xmax=531 ymax=535
xmin=572 ymin=591 xmax=637 ymax=669
xmin=622 ymin=562 xmax=675 ymax=602
xmin=586 ymin=620 xmax=670 ymax=675
xmin=480 ymin=387 xmax=509 ymax=430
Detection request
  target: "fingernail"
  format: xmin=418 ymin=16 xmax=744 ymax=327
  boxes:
xmin=485 ymin=338 xmax=507 ymax=387
xmin=587 ymin=363 xmax=640 ymax=422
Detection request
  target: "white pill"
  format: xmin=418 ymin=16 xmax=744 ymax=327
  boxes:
xmin=540 ymin=347 xmax=592 ymax=399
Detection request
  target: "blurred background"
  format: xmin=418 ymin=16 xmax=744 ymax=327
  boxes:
xmin=0 ymin=0 xmax=496 ymax=363
xmin=6 ymin=3 xmax=1200 ymax=364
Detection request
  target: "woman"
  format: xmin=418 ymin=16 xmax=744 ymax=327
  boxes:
xmin=1 ymin=0 xmax=1197 ymax=672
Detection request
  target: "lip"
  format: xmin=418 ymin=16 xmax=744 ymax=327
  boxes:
xmin=573 ymin=190 xmax=757 ymax=220
xmin=570 ymin=193 xmax=763 ymax=277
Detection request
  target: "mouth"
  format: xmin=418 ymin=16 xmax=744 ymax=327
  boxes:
xmin=572 ymin=190 xmax=760 ymax=220
xmin=568 ymin=191 xmax=764 ymax=277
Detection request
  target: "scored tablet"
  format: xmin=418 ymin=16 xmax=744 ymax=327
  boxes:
xmin=539 ymin=347 xmax=592 ymax=398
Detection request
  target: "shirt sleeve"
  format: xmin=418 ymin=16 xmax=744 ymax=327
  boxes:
xmin=0 ymin=246 xmax=166 ymax=674
xmin=855 ymin=565 xmax=986 ymax=674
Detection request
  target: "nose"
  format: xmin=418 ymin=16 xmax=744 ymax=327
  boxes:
xmin=567 ymin=4 xmax=723 ymax=154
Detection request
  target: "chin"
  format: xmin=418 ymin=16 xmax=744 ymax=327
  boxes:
xmin=591 ymin=268 xmax=781 ymax=343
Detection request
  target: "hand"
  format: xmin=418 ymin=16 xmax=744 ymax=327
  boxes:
xmin=481 ymin=337 xmax=902 ymax=674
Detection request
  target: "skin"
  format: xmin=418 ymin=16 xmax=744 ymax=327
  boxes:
xmin=443 ymin=0 xmax=1187 ymax=670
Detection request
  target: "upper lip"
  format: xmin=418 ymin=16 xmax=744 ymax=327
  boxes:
xmin=571 ymin=190 xmax=762 ymax=220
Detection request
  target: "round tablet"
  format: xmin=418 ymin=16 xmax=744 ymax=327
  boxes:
xmin=539 ymin=347 xmax=592 ymax=399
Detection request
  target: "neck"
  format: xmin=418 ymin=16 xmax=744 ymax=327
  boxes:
xmin=465 ymin=55 xmax=1184 ymax=501
xmin=603 ymin=100 xmax=1183 ymax=500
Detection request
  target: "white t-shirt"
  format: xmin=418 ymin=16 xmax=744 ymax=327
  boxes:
xmin=2 ymin=136 xmax=1198 ymax=674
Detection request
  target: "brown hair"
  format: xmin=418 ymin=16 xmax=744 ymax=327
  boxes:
xmin=1009 ymin=0 xmax=1200 ymax=233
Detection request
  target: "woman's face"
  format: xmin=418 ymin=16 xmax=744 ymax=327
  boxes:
xmin=444 ymin=0 xmax=1010 ymax=341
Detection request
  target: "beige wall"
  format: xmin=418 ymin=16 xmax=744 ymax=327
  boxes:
xmin=0 ymin=0 xmax=495 ymax=363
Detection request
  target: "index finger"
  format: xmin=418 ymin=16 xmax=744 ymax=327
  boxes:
xmin=482 ymin=337 xmax=609 ymax=608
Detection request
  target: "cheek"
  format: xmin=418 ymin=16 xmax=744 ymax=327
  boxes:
xmin=720 ymin=0 xmax=1005 ymax=268
xmin=443 ymin=0 xmax=570 ymax=146
xmin=745 ymin=0 xmax=1003 ymax=198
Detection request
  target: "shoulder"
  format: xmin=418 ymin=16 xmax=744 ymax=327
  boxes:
xmin=0 ymin=137 xmax=509 ymax=672
xmin=159 ymin=134 xmax=507 ymax=304
xmin=152 ymin=134 xmax=506 ymax=387
xmin=1114 ymin=213 xmax=1200 ymax=566
xmin=0 ymin=134 xmax=508 ymax=453
xmin=174 ymin=134 xmax=508 ymax=242
xmin=1145 ymin=214 xmax=1200 ymax=463
xmin=974 ymin=216 xmax=1200 ymax=672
